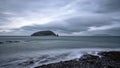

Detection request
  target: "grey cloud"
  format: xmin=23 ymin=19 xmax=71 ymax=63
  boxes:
xmin=96 ymin=0 xmax=120 ymax=13
xmin=21 ymin=15 xmax=116 ymax=35
xmin=0 ymin=0 xmax=71 ymax=12
xmin=90 ymin=27 xmax=120 ymax=36
xmin=0 ymin=0 xmax=73 ymax=25
xmin=0 ymin=12 xmax=12 ymax=25
xmin=0 ymin=0 xmax=120 ymax=36
xmin=66 ymin=15 xmax=113 ymax=26
xmin=105 ymin=27 xmax=120 ymax=36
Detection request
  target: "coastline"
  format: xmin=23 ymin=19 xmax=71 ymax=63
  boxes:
xmin=0 ymin=36 xmax=120 ymax=68
xmin=0 ymin=48 xmax=120 ymax=68
xmin=35 ymin=51 xmax=120 ymax=68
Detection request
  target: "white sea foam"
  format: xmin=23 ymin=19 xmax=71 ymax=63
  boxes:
xmin=0 ymin=48 xmax=120 ymax=68
xmin=0 ymin=36 xmax=120 ymax=68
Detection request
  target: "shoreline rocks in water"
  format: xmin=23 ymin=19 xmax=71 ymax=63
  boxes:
xmin=0 ymin=41 xmax=4 ymax=44
xmin=31 ymin=30 xmax=58 ymax=36
xmin=6 ymin=40 xmax=20 ymax=43
xmin=35 ymin=51 xmax=120 ymax=68
xmin=0 ymin=40 xmax=20 ymax=44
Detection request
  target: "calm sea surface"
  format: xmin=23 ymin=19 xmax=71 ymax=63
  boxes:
xmin=0 ymin=36 xmax=120 ymax=68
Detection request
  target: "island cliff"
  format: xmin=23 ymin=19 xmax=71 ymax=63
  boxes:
xmin=31 ymin=30 xmax=58 ymax=36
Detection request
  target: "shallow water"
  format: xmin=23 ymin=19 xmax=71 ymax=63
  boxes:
xmin=0 ymin=36 xmax=120 ymax=68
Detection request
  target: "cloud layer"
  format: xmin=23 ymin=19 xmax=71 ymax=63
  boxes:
xmin=0 ymin=0 xmax=120 ymax=36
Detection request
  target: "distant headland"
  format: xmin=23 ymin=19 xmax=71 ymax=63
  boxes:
xmin=31 ymin=30 xmax=58 ymax=36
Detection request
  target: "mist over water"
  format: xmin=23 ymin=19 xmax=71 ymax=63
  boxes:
xmin=0 ymin=36 xmax=120 ymax=68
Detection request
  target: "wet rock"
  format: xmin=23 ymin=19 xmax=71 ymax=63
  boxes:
xmin=0 ymin=41 xmax=4 ymax=44
xmin=35 ymin=51 xmax=120 ymax=68
xmin=35 ymin=59 xmax=81 ymax=68
xmin=80 ymin=54 xmax=99 ymax=60
xmin=0 ymin=40 xmax=20 ymax=44
xmin=6 ymin=40 xmax=20 ymax=43
xmin=14 ymin=41 xmax=20 ymax=43
xmin=98 ymin=51 xmax=120 ymax=62
xmin=18 ymin=60 xmax=34 ymax=66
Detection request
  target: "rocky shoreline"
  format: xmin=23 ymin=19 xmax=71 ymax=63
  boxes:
xmin=35 ymin=51 xmax=120 ymax=68
xmin=0 ymin=40 xmax=20 ymax=44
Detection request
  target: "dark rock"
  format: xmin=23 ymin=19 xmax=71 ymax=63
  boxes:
xmin=31 ymin=30 xmax=58 ymax=36
xmin=6 ymin=40 xmax=20 ymax=43
xmin=35 ymin=51 xmax=120 ymax=68
xmin=35 ymin=59 xmax=81 ymax=68
xmin=80 ymin=54 xmax=99 ymax=61
xmin=0 ymin=41 xmax=4 ymax=44
xmin=6 ymin=41 xmax=13 ymax=43
xmin=0 ymin=41 xmax=20 ymax=44
xmin=98 ymin=51 xmax=120 ymax=62
xmin=14 ymin=41 xmax=20 ymax=43
xmin=18 ymin=60 xmax=34 ymax=66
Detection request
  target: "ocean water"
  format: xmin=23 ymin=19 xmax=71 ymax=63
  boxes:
xmin=0 ymin=36 xmax=120 ymax=68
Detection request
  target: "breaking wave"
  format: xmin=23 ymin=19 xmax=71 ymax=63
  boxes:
xmin=0 ymin=48 xmax=120 ymax=68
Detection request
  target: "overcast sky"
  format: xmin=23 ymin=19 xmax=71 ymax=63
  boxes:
xmin=0 ymin=0 xmax=120 ymax=36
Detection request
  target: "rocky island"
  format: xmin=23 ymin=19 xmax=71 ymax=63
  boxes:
xmin=31 ymin=30 xmax=58 ymax=36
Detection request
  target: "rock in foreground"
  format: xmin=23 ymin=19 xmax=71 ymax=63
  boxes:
xmin=35 ymin=51 xmax=120 ymax=68
xmin=31 ymin=30 xmax=58 ymax=36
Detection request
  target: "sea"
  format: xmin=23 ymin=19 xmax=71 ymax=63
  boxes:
xmin=0 ymin=36 xmax=120 ymax=68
